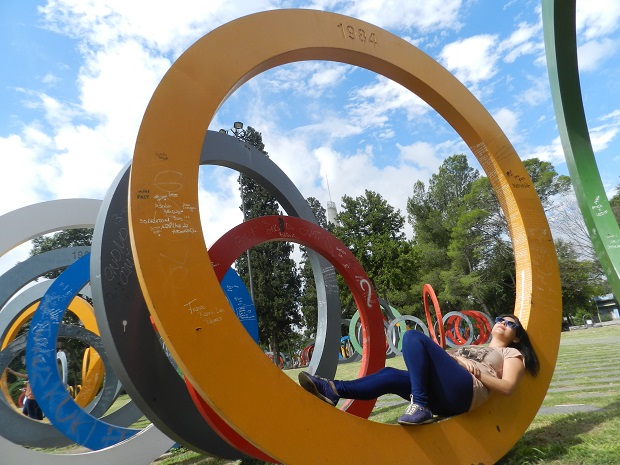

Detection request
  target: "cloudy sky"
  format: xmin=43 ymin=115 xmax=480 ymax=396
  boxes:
xmin=1 ymin=0 xmax=620 ymax=273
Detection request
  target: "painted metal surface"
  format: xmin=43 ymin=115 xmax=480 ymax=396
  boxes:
xmin=542 ymin=0 xmax=620 ymax=299
xmin=26 ymin=254 xmax=137 ymax=450
xmin=201 ymin=130 xmax=342 ymax=378
xmin=128 ymin=10 xmax=560 ymax=464
xmin=90 ymin=163 xmax=246 ymax=459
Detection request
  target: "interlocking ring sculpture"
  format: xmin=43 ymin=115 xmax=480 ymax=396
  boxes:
xmin=0 ymin=9 xmax=563 ymax=465
xmin=126 ymin=9 xmax=559 ymax=465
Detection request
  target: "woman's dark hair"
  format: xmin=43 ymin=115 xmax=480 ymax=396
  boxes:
xmin=497 ymin=313 xmax=539 ymax=377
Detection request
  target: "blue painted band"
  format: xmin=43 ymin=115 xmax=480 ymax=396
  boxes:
xmin=26 ymin=253 xmax=137 ymax=450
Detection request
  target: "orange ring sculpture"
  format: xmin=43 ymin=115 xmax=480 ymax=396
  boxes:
xmin=128 ymin=10 xmax=561 ymax=464
xmin=422 ymin=284 xmax=446 ymax=349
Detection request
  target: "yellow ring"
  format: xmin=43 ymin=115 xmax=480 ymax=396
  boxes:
xmin=1 ymin=297 xmax=104 ymax=408
xmin=128 ymin=9 xmax=561 ymax=464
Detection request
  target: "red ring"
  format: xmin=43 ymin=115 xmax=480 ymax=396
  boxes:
xmin=186 ymin=216 xmax=386 ymax=458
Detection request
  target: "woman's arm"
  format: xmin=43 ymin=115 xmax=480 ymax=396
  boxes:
xmin=455 ymin=356 xmax=525 ymax=396
xmin=5 ymin=368 xmax=28 ymax=379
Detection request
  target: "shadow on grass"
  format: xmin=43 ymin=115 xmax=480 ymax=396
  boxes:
xmin=497 ymin=400 xmax=620 ymax=464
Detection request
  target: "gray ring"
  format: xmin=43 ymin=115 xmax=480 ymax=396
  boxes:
xmin=0 ymin=246 xmax=91 ymax=310
xmin=90 ymin=130 xmax=342 ymax=457
xmin=91 ymin=163 xmax=244 ymax=459
xmin=201 ymin=130 xmax=342 ymax=377
xmin=0 ymin=424 xmax=170 ymax=465
xmin=0 ymin=199 xmax=174 ymax=463
xmin=386 ymin=316 xmax=429 ymax=356
xmin=441 ymin=311 xmax=474 ymax=348
xmin=0 ymin=199 xmax=101 ymax=257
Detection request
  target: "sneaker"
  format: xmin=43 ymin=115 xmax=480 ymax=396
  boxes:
xmin=397 ymin=396 xmax=434 ymax=425
xmin=298 ymin=372 xmax=340 ymax=406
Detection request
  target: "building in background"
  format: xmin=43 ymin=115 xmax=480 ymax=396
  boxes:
xmin=594 ymin=294 xmax=619 ymax=321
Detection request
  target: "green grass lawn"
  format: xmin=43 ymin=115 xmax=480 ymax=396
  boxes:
xmin=41 ymin=324 xmax=620 ymax=464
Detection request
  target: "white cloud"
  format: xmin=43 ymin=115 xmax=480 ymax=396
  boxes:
xmin=262 ymin=62 xmax=353 ymax=98
xmin=589 ymin=110 xmax=620 ymax=153
xmin=439 ymin=34 xmax=500 ymax=85
xmin=492 ymin=107 xmax=520 ymax=143
xmin=398 ymin=141 xmax=443 ymax=172
xmin=576 ymin=0 xmax=620 ymax=40
xmin=499 ymin=21 xmax=542 ymax=64
xmin=577 ymin=38 xmax=617 ymax=72
xmin=0 ymin=134 xmax=48 ymax=216
xmin=519 ymin=75 xmax=550 ymax=107
xmin=306 ymin=0 xmax=464 ymax=32
xmin=39 ymin=0 xmax=276 ymax=55
xmin=310 ymin=144 xmax=428 ymax=237
xmin=347 ymin=76 xmax=431 ymax=129
xmin=524 ymin=136 xmax=566 ymax=166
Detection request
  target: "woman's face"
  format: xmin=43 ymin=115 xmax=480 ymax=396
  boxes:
xmin=492 ymin=316 xmax=519 ymax=345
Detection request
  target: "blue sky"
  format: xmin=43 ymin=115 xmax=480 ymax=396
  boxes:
xmin=1 ymin=0 xmax=620 ymax=272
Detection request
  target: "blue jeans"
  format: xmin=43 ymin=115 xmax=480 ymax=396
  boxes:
xmin=333 ymin=330 xmax=473 ymax=416
xmin=23 ymin=398 xmax=44 ymax=420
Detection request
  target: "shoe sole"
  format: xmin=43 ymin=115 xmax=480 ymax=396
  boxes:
xmin=397 ymin=416 xmax=436 ymax=425
xmin=298 ymin=372 xmax=336 ymax=406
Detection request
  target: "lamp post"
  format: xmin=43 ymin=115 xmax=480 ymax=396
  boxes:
xmin=220 ymin=121 xmax=255 ymax=302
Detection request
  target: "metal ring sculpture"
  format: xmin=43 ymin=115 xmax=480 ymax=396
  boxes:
xmin=199 ymin=130 xmax=343 ymax=378
xmin=461 ymin=310 xmax=493 ymax=345
xmin=0 ymin=200 xmax=175 ymax=463
xmin=193 ymin=215 xmax=386 ymax=418
xmin=441 ymin=311 xmax=474 ymax=348
xmin=89 ymin=129 xmax=345 ymax=458
xmin=127 ymin=9 xmax=560 ymax=464
xmin=1 ymin=285 xmax=106 ymax=411
xmin=0 ymin=250 xmax=127 ymax=449
xmin=386 ymin=315 xmax=430 ymax=356
xmin=422 ymin=284 xmax=447 ymax=349
xmin=543 ymin=0 xmax=620 ymax=300
xmin=26 ymin=253 xmax=138 ymax=450
xmin=90 ymin=162 xmax=251 ymax=459
xmin=0 ymin=325 xmax=133 ymax=446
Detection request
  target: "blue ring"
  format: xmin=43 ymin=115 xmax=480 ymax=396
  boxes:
xmin=26 ymin=253 xmax=137 ymax=450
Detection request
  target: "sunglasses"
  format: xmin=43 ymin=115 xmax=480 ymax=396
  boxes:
xmin=495 ymin=317 xmax=519 ymax=330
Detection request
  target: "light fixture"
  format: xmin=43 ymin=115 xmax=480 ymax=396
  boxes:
xmin=233 ymin=121 xmax=244 ymax=130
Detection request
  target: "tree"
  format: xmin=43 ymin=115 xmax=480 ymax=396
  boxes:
xmin=406 ymin=156 xmax=573 ymax=317
xmin=548 ymin=193 xmax=601 ymax=265
xmin=333 ymin=190 xmax=419 ymax=317
xmin=406 ymin=155 xmax=481 ymax=314
xmin=555 ymin=239 xmax=609 ymax=320
xmin=232 ymin=126 xmax=302 ymax=367
xmin=298 ymin=197 xmax=328 ymax=339
xmin=522 ymin=158 xmax=571 ymax=211
xmin=610 ymin=182 xmax=620 ymax=225
xmin=407 ymin=154 xmax=480 ymax=249
xmin=30 ymin=228 xmax=93 ymax=279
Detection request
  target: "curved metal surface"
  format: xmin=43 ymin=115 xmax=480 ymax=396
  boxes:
xmin=0 ymin=325 xmax=139 ymax=447
xmin=26 ymin=254 xmax=137 ymax=450
xmin=202 ymin=130 xmax=342 ymax=378
xmin=0 ymin=199 xmax=101 ymax=257
xmin=542 ymin=0 xmax=620 ymax=300
xmin=90 ymin=163 xmax=245 ymax=459
xmin=127 ymin=9 xmax=560 ymax=465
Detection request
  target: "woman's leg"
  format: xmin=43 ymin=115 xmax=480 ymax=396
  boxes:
xmin=402 ymin=330 xmax=473 ymax=416
xmin=333 ymin=367 xmax=411 ymax=400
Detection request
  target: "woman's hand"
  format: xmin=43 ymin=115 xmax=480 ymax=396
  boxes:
xmin=453 ymin=356 xmax=481 ymax=379
xmin=464 ymin=362 xmax=481 ymax=379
